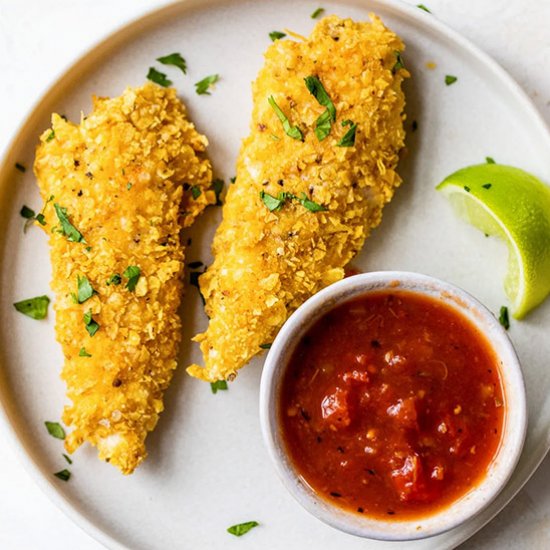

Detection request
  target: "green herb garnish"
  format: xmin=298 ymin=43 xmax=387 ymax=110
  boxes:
xmin=46 ymin=129 xmax=55 ymax=142
xmin=499 ymin=306 xmax=510 ymax=330
xmin=212 ymin=179 xmax=224 ymax=205
xmin=156 ymin=52 xmax=187 ymax=74
xmin=79 ymin=347 xmax=92 ymax=357
xmin=227 ymin=521 xmax=259 ymax=537
xmin=107 ymin=274 xmax=121 ymax=286
xmin=54 ymin=203 xmax=85 ymax=243
xmin=260 ymin=191 xmax=325 ymax=213
xmin=15 ymin=162 xmax=26 ymax=173
xmin=63 ymin=454 xmax=73 ymax=465
xmin=77 ymin=275 xmax=95 ymax=303
xmin=259 ymin=343 xmax=272 ymax=350
xmin=20 ymin=205 xmax=35 ymax=219
xmin=337 ymin=122 xmax=357 ymax=147
xmin=392 ymin=51 xmax=405 ymax=73
xmin=298 ymin=192 xmax=327 ymax=212
xmin=311 ymin=7 xmax=325 ymax=18
xmin=486 ymin=156 xmax=496 ymax=164
xmin=54 ymin=469 xmax=71 ymax=482
xmin=445 ymin=75 xmax=458 ymax=86
xmin=191 ymin=186 xmax=202 ymax=199
xmin=269 ymin=31 xmax=286 ymax=41
xmin=230 ymin=176 xmax=236 ymax=184
xmin=464 ymin=186 xmax=471 ymax=192
xmin=304 ymin=75 xmax=336 ymax=141
xmin=482 ymin=183 xmax=492 ymax=189
xmin=83 ymin=310 xmax=100 ymax=337
xmin=146 ymin=67 xmax=172 ymax=87
xmin=268 ymin=96 xmax=303 ymax=141
xmin=13 ymin=295 xmax=50 ymax=320
xmin=45 ymin=421 xmax=65 ymax=440
xmin=260 ymin=190 xmax=287 ymax=212
xmin=210 ymin=380 xmax=228 ymax=394
xmin=123 ymin=266 xmax=141 ymax=292
xmin=417 ymin=4 xmax=431 ymax=12
xmin=126 ymin=182 xmax=133 ymax=190
xmin=195 ymin=74 xmax=219 ymax=95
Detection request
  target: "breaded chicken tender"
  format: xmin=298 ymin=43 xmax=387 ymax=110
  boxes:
xmin=188 ymin=15 xmax=408 ymax=382
xmin=34 ymin=83 xmax=213 ymax=473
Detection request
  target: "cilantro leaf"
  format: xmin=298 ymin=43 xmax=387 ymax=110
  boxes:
xmin=123 ymin=266 xmax=141 ymax=292
xmin=486 ymin=156 xmax=496 ymax=164
xmin=269 ymin=31 xmax=286 ymax=41
xmin=314 ymin=109 xmax=332 ymax=141
xmin=417 ymin=4 xmax=431 ymax=12
xmin=45 ymin=129 xmax=55 ymax=142
xmin=259 ymin=343 xmax=272 ymax=350
xmin=210 ymin=380 xmax=228 ymax=394
xmin=195 ymin=74 xmax=219 ymax=95
xmin=260 ymin=191 xmax=286 ymax=212
xmin=392 ymin=51 xmax=405 ymax=74
xmin=77 ymin=275 xmax=95 ymax=304
xmin=83 ymin=310 xmax=100 ymax=337
xmin=13 ymin=295 xmax=50 ymax=320
xmin=45 ymin=421 xmax=65 ymax=440
xmin=298 ymin=192 xmax=327 ymax=212
xmin=311 ymin=7 xmax=325 ymax=18
xmin=499 ymin=306 xmax=510 ymax=330
xmin=54 ymin=203 xmax=85 ymax=243
xmin=482 ymin=183 xmax=492 ymax=189
xmin=212 ymin=179 xmax=224 ymax=205
xmin=227 ymin=521 xmax=259 ymax=537
xmin=445 ymin=75 xmax=458 ymax=86
xmin=63 ymin=454 xmax=73 ymax=465
xmin=106 ymin=273 xmax=121 ymax=286
xmin=20 ymin=205 xmax=35 ymax=219
xmin=54 ymin=469 xmax=71 ymax=482
xmin=79 ymin=347 xmax=92 ymax=357
xmin=268 ymin=96 xmax=303 ymax=141
xmin=191 ymin=185 xmax=202 ymax=199
xmin=304 ymin=76 xmax=336 ymax=121
xmin=146 ymin=67 xmax=172 ymax=87
xmin=156 ymin=52 xmax=187 ymax=74
xmin=337 ymin=122 xmax=357 ymax=147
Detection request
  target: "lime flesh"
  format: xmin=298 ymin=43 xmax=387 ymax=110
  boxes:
xmin=437 ymin=164 xmax=550 ymax=318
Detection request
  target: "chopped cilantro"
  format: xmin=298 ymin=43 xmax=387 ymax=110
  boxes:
xmin=311 ymin=7 xmax=325 ymax=18
xmin=126 ymin=182 xmax=133 ymax=190
xmin=15 ymin=162 xmax=26 ymax=173
xmin=417 ymin=4 xmax=431 ymax=12
xmin=269 ymin=31 xmax=286 ymax=41
xmin=210 ymin=380 xmax=228 ymax=394
xmin=304 ymin=75 xmax=336 ymax=141
xmin=83 ymin=310 xmax=99 ymax=337
xmin=392 ymin=51 xmax=405 ymax=73
xmin=191 ymin=185 xmax=202 ymax=199
xmin=195 ymin=74 xmax=219 ymax=95
xmin=54 ymin=203 xmax=85 ymax=243
xmin=445 ymin=75 xmax=458 ymax=86
xmin=337 ymin=122 xmax=357 ymax=147
xmin=35 ymin=213 xmax=46 ymax=226
xmin=146 ymin=67 xmax=172 ymax=87
xmin=77 ymin=275 xmax=95 ymax=304
xmin=63 ymin=454 xmax=73 ymax=465
xmin=482 ymin=183 xmax=492 ymax=189
xmin=13 ymin=295 xmax=50 ymax=320
xmin=464 ymin=186 xmax=471 ymax=192
xmin=106 ymin=273 xmax=121 ymax=286
xmin=45 ymin=421 xmax=65 ymax=440
xmin=260 ymin=191 xmax=325 ymax=213
xmin=499 ymin=306 xmax=510 ymax=330
xmin=486 ymin=156 xmax=496 ymax=164
xmin=156 ymin=52 xmax=187 ymax=74
xmin=20 ymin=205 xmax=35 ymax=219
xmin=54 ymin=469 xmax=71 ymax=482
xmin=230 ymin=176 xmax=236 ymax=184
xmin=268 ymin=96 xmax=303 ymax=141
xmin=79 ymin=347 xmax=92 ymax=357
xmin=123 ymin=265 xmax=141 ymax=292
xmin=212 ymin=179 xmax=224 ymax=205
xmin=45 ymin=129 xmax=55 ymax=142
xmin=227 ymin=521 xmax=259 ymax=537
xmin=260 ymin=190 xmax=286 ymax=212
xmin=298 ymin=192 xmax=327 ymax=212
xmin=259 ymin=343 xmax=272 ymax=350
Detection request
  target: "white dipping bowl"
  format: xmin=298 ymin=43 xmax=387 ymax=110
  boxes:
xmin=259 ymin=271 xmax=527 ymax=541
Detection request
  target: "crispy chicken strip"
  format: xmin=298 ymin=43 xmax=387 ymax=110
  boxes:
xmin=188 ymin=15 xmax=408 ymax=382
xmin=34 ymin=83 xmax=213 ymax=473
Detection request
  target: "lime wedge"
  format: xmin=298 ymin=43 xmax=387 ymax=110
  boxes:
xmin=437 ymin=164 xmax=550 ymax=318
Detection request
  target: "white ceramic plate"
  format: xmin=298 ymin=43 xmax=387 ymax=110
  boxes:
xmin=1 ymin=1 xmax=549 ymax=549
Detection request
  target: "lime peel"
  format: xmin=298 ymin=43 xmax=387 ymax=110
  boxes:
xmin=437 ymin=163 xmax=550 ymax=318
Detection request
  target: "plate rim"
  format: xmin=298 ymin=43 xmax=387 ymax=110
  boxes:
xmin=1 ymin=0 xmax=549 ymax=548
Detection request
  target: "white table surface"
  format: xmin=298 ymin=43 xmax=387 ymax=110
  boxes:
xmin=1 ymin=0 xmax=550 ymax=548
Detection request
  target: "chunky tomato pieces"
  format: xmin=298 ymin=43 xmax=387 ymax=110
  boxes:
xmin=280 ymin=291 xmax=504 ymax=519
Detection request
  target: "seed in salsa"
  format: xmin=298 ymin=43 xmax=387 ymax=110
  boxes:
xmin=280 ymin=290 xmax=504 ymax=519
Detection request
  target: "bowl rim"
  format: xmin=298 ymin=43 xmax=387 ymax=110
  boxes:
xmin=259 ymin=271 xmax=527 ymax=541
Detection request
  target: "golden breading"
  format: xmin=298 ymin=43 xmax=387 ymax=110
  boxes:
xmin=187 ymin=15 xmax=408 ymax=382
xmin=34 ymin=83 xmax=213 ymax=474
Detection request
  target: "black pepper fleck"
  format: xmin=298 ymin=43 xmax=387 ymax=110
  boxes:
xmin=112 ymin=378 xmax=122 ymax=387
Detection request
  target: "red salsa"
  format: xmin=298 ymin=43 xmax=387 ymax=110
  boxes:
xmin=280 ymin=290 xmax=504 ymax=519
